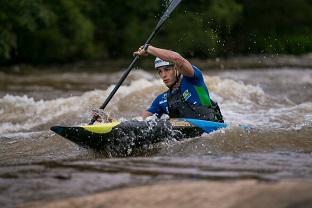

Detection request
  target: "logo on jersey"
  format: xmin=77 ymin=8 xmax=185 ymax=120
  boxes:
xmin=182 ymin=89 xmax=191 ymax=100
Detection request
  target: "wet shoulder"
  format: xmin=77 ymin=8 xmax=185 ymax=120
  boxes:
xmin=183 ymin=65 xmax=204 ymax=84
xmin=192 ymin=65 xmax=204 ymax=80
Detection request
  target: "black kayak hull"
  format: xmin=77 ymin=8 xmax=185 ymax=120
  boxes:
xmin=51 ymin=119 xmax=204 ymax=151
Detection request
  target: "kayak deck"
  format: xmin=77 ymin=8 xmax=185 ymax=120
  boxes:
xmin=51 ymin=119 xmax=226 ymax=154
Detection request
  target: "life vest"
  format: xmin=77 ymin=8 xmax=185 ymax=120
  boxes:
xmin=167 ymin=87 xmax=224 ymax=123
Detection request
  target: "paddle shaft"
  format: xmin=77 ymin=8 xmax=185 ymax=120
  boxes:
xmin=89 ymin=0 xmax=182 ymax=124
xmin=98 ymin=26 xmax=161 ymax=111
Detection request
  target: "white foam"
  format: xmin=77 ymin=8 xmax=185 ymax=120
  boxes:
xmin=203 ymin=75 xmax=312 ymax=130
xmin=0 ymin=78 xmax=162 ymax=134
xmin=0 ymin=94 xmax=81 ymax=134
xmin=204 ymin=75 xmax=267 ymax=105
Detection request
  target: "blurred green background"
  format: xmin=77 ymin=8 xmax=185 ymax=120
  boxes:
xmin=0 ymin=0 xmax=311 ymax=65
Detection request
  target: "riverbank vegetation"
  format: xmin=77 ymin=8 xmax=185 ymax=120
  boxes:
xmin=0 ymin=0 xmax=311 ymax=65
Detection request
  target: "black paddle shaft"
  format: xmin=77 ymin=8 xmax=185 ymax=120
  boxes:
xmin=89 ymin=0 xmax=182 ymax=124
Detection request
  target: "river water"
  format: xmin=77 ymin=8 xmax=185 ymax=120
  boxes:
xmin=0 ymin=66 xmax=311 ymax=207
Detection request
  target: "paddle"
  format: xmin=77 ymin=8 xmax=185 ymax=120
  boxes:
xmin=89 ymin=0 xmax=182 ymax=125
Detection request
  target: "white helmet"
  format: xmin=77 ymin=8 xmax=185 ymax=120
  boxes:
xmin=154 ymin=57 xmax=174 ymax=69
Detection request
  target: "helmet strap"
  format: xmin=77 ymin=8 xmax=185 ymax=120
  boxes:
xmin=169 ymin=68 xmax=181 ymax=89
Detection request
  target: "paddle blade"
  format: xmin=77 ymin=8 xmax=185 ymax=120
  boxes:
xmin=157 ymin=0 xmax=182 ymax=28
xmin=165 ymin=0 xmax=182 ymax=17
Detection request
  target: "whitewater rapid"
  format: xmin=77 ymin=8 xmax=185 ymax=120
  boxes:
xmin=0 ymin=69 xmax=311 ymax=134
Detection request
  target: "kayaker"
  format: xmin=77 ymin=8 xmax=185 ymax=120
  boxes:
xmin=133 ymin=45 xmax=224 ymax=123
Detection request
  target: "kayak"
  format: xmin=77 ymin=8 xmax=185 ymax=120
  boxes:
xmin=50 ymin=118 xmax=227 ymax=152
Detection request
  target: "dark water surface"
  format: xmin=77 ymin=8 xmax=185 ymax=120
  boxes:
xmin=0 ymin=67 xmax=311 ymax=207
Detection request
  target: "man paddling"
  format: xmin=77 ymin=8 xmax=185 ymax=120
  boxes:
xmin=134 ymin=45 xmax=224 ymax=123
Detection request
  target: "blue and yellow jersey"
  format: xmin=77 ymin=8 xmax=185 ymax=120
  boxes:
xmin=147 ymin=65 xmax=212 ymax=117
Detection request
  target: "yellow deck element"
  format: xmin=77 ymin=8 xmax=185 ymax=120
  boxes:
xmin=82 ymin=121 xmax=120 ymax=134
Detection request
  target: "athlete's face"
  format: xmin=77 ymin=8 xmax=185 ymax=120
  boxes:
xmin=157 ymin=66 xmax=176 ymax=87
